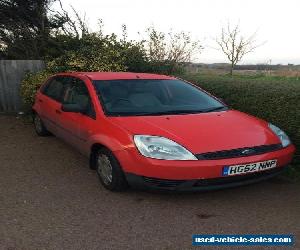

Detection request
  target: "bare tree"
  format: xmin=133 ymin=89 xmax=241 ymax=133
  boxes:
xmin=144 ymin=27 xmax=203 ymax=73
xmin=49 ymin=1 xmax=89 ymax=38
xmin=216 ymin=23 xmax=262 ymax=75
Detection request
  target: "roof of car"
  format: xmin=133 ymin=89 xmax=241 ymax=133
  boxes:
xmin=62 ymin=72 xmax=177 ymax=80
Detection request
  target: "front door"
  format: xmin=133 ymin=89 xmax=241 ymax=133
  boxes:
xmin=57 ymin=76 xmax=96 ymax=155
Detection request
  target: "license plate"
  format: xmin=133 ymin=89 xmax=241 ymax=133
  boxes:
xmin=222 ymin=159 xmax=277 ymax=176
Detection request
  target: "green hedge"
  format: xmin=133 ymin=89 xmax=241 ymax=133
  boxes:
xmin=181 ymin=74 xmax=300 ymax=169
xmin=20 ymin=70 xmax=52 ymax=109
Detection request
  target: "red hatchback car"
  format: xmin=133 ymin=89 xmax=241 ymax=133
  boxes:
xmin=32 ymin=72 xmax=295 ymax=191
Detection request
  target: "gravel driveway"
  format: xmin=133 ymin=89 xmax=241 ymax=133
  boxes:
xmin=0 ymin=115 xmax=299 ymax=249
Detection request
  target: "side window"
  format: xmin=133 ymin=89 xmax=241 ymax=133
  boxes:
xmin=63 ymin=77 xmax=96 ymax=119
xmin=43 ymin=77 xmax=65 ymax=102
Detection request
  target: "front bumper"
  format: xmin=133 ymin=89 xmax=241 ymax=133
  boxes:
xmin=125 ymin=166 xmax=289 ymax=191
xmin=114 ymin=144 xmax=295 ymax=180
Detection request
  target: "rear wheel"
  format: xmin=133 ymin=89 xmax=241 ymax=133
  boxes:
xmin=95 ymin=148 xmax=128 ymax=191
xmin=33 ymin=113 xmax=50 ymax=136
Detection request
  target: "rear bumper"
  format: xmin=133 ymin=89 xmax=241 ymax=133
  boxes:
xmin=125 ymin=165 xmax=289 ymax=192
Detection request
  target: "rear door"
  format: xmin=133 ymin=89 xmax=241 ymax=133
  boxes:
xmin=38 ymin=76 xmax=66 ymax=134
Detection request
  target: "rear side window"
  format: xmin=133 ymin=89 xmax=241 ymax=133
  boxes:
xmin=42 ymin=77 xmax=66 ymax=102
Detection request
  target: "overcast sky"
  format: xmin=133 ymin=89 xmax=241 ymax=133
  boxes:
xmin=56 ymin=0 xmax=300 ymax=65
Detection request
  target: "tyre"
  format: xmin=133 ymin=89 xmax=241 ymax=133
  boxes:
xmin=95 ymin=148 xmax=128 ymax=191
xmin=33 ymin=113 xmax=50 ymax=136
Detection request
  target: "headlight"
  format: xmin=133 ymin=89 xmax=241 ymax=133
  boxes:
xmin=133 ymin=135 xmax=197 ymax=160
xmin=268 ymin=123 xmax=291 ymax=147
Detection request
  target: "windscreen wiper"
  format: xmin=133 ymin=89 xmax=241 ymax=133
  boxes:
xmin=202 ymin=106 xmax=228 ymax=113
xmin=203 ymin=106 xmax=228 ymax=113
xmin=131 ymin=110 xmax=207 ymax=116
xmin=135 ymin=107 xmax=228 ymax=116
xmin=108 ymin=107 xmax=228 ymax=116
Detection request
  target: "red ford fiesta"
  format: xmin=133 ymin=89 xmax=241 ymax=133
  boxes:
xmin=32 ymin=72 xmax=295 ymax=191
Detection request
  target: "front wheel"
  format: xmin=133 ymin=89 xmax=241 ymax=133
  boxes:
xmin=95 ymin=148 xmax=128 ymax=191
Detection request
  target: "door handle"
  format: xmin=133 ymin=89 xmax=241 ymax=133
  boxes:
xmin=56 ymin=109 xmax=62 ymax=114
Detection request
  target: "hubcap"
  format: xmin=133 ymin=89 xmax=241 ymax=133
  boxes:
xmin=97 ymin=154 xmax=113 ymax=185
xmin=34 ymin=115 xmax=42 ymax=133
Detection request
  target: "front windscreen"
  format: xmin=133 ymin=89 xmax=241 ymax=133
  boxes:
xmin=92 ymin=79 xmax=227 ymax=116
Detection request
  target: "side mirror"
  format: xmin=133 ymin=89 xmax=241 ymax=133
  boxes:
xmin=61 ymin=103 xmax=86 ymax=113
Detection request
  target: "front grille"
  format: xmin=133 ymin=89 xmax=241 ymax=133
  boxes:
xmin=195 ymin=144 xmax=282 ymax=160
xmin=193 ymin=167 xmax=285 ymax=187
xmin=143 ymin=177 xmax=186 ymax=188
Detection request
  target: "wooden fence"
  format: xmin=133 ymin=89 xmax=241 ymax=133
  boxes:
xmin=0 ymin=60 xmax=45 ymax=113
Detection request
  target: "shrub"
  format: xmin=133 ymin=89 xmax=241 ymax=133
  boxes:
xmin=20 ymin=70 xmax=52 ymax=108
xmin=47 ymin=33 xmax=134 ymax=73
